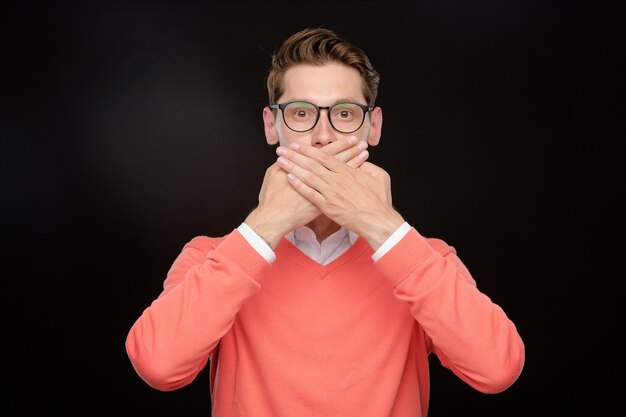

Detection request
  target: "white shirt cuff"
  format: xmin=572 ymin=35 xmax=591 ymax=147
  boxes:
xmin=237 ymin=223 xmax=276 ymax=264
xmin=371 ymin=221 xmax=412 ymax=262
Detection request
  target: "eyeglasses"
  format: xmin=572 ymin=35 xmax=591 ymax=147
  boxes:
xmin=270 ymin=101 xmax=374 ymax=134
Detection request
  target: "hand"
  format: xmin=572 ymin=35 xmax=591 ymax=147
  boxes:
xmin=275 ymin=143 xmax=405 ymax=250
xmin=245 ymin=137 xmax=370 ymax=248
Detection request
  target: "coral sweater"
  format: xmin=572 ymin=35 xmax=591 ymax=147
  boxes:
xmin=126 ymin=227 xmax=525 ymax=417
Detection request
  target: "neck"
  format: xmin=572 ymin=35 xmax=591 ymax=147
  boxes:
xmin=305 ymin=215 xmax=341 ymax=244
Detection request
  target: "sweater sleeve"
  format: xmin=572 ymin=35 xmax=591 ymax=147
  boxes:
xmin=125 ymin=229 xmax=271 ymax=391
xmin=374 ymin=227 xmax=525 ymax=394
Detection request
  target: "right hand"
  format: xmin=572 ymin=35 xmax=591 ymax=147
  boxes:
xmin=244 ymin=136 xmax=369 ymax=248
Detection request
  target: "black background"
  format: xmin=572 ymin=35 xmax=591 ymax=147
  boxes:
xmin=3 ymin=1 xmax=622 ymax=415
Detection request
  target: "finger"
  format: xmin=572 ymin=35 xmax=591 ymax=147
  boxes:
xmin=276 ymin=145 xmax=335 ymax=182
xmin=276 ymin=154 xmax=329 ymax=192
xmin=334 ymin=140 xmax=368 ymax=163
xmin=345 ymin=149 xmax=369 ymax=168
xmin=357 ymin=161 xmax=385 ymax=175
xmin=286 ymin=172 xmax=326 ymax=207
xmin=320 ymin=135 xmax=360 ymax=157
xmin=285 ymin=142 xmax=347 ymax=174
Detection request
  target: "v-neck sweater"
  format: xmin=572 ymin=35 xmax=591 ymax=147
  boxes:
xmin=126 ymin=227 xmax=525 ymax=417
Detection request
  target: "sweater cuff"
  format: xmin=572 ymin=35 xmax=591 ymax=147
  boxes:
xmin=371 ymin=221 xmax=412 ymax=261
xmin=237 ymin=222 xmax=276 ymax=263
xmin=211 ymin=229 xmax=272 ymax=281
xmin=374 ymin=227 xmax=436 ymax=287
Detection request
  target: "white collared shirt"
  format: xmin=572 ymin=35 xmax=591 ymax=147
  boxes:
xmin=237 ymin=222 xmax=411 ymax=265
xmin=284 ymin=226 xmax=359 ymax=265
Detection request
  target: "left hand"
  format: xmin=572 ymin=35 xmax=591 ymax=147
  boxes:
xmin=276 ymin=142 xmax=405 ymax=250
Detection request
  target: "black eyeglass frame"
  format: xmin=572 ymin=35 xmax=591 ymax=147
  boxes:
xmin=270 ymin=101 xmax=375 ymax=133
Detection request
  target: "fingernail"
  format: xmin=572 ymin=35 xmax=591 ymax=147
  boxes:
xmin=359 ymin=150 xmax=369 ymax=159
xmin=277 ymin=156 xmax=288 ymax=167
xmin=289 ymin=143 xmax=300 ymax=150
xmin=348 ymin=136 xmax=357 ymax=144
xmin=357 ymin=141 xmax=367 ymax=150
xmin=276 ymin=146 xmax=287 ymax=156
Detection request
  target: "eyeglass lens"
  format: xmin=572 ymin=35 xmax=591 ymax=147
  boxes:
xmin=282 ymin=102 xmax=366 ymax=133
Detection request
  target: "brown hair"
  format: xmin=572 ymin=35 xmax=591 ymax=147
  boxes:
xmin=266 ymin=28 xmax=380 ymax=106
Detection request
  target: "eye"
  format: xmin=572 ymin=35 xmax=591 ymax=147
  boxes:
xmin=331 ymin=103 xmax=359 ymax=121
xmin=338 ymin=109 xmax=352 ymax=119
xmin=286 ymin=102 xmax=317 ymax=120
xmin=295 ymin=109 xmax=309 ymax=118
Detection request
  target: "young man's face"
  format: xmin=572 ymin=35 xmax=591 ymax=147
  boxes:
xmin=263 ymin=63 xmax=382 ymax=148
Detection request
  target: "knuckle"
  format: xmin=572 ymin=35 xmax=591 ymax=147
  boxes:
xmin=301 ymin=158 xmax=315 ymax=170
xmin=317 ymin=153 xmax=330 ymax=164
xmin=302 ymin=170 xmax=315 ymax=183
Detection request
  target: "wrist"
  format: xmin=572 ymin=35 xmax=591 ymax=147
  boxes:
xmin=244 ymin=208 xmax=287 ymax=249
xmin=361 ymin=209 xmax=405 ymax=251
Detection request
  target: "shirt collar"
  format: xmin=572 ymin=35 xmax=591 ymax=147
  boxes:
xmin=285 ymin=226 xmax=358 ymax=245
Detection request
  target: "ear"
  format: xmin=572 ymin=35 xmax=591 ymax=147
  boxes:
xmin=263 ymin=107 xmax=279 ymax=145
xmin=366 ymin=107 xmax=382 ymax=146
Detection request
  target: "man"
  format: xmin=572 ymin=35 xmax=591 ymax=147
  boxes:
xmin=126 ymin=27 xmax=525 ymax=416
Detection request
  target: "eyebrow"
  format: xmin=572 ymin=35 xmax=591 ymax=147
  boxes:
xmin=286 ymin=98 xmax=362 ymax=105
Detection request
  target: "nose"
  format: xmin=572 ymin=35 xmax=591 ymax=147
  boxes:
xmin=311 ymin=109 xmax=337 ymax=147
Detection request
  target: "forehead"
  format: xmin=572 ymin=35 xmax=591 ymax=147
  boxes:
xmin=280 ymin=63 xmax=365 ymax=104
